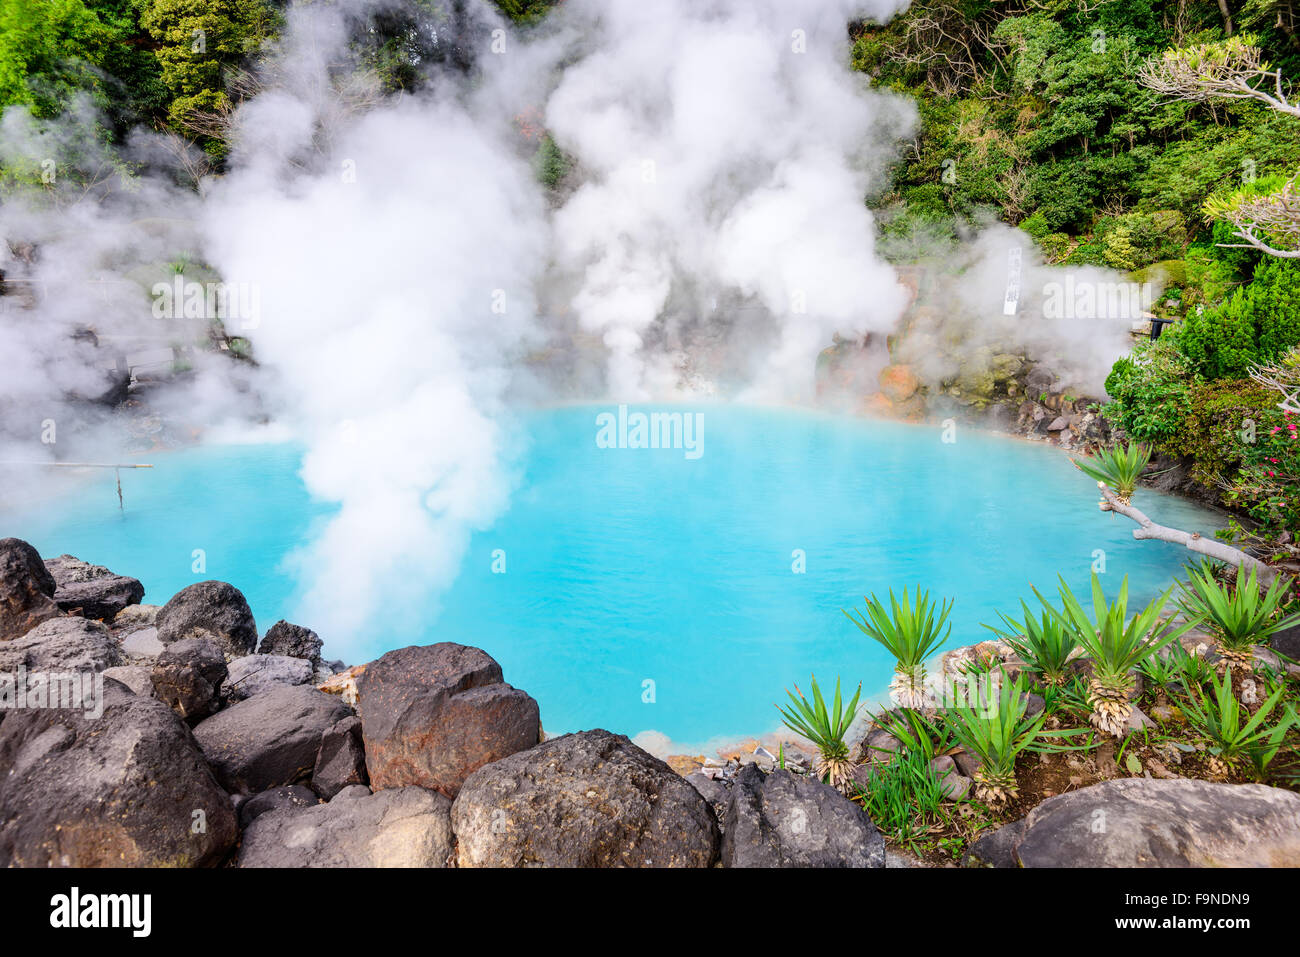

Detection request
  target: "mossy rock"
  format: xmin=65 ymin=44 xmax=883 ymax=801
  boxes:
xmin=1129 ymin=259 xmax=1187 ymax=287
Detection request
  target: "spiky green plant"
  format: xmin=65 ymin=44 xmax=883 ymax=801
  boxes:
xmin=776 ymin=675 xmax=861 ymax=791
xmin=1138 ymin=648 xmax=1181 ymax=689
xmin=1038 ymin=573 xmax=1199 ymax=737
xmin=1072 ymin=440 xmax=1151 ymax=505
xmin=1177 ymin=564 xmax=1300 ymax=673
xmin=844 ymin=587 xmax=953 ymax=709
xmin=1179 ymin=669 xmax=1295 ymax=778
xmin=869 ymin=706 xmax=957 ymax=765
xmin=984 ymin=600 xmax=1079 ymax=687
xmin=940 ymin=672 xmax=1073 ymax=805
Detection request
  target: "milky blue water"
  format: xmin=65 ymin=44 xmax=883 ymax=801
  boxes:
xmin=1 ymin=405 xmax=1221 ymax=750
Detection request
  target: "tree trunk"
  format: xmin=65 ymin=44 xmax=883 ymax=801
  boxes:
xmin=1097 ymin=487 xmax=1277 ymax=584
xmin=1218 ymin=0 xmax=1235 ymax=35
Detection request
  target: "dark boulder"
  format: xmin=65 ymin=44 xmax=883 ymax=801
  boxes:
xmin=192 ymin=685 xmax=349 ymax=794
xmin=450 ymin=729 xmax=719 ymax=867
xmin=224 ymin=654 xmax=313 ymax=700
xmin=357 ymin=643 xmax=539 ymax=796
xmin=1271 ymin=623 xmax=1300 ymax=661
xmin=0 ymin=681 xmax=236 ymax=866
xmin=1012 ymin=778 xmax=1300 ymax=867
xmin=151 ymin=637 xmax=227 ymax=723
xmin=312 ymin=715 xmax=368 ymax=799
xmin=43 ymin=555 xmax=144 ymax=621
xmin=0 ymin=538 xmax=59 ymax=641
xmin=685 ymin=771 xmax=729 ymax=819
xmin=238 ymin=784 xmax=321 ymax=828
xmin=239 ymin=786 xmax=452 ymax=868
xmin=156 ymin=581 xmax=257 ymax=657
xmin=257 ymin=620 xmax=323 ymax=664
xmin=720 ymin=764 xmax=885 ymax=868
xmin=0 ymin=617 xmax=123 ymax=674
xmin=963 ymin=819 xmax=1025 ymax=868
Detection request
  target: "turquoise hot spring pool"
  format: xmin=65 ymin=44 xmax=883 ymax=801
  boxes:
xmin=1 ymin=404 xmax=1221 ymax=752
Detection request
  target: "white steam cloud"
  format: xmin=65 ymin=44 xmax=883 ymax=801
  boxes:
xmin=544 ymin=0 xmax=915 ymax=400
xmin=203 ymin=1 xmax=551 ymax=643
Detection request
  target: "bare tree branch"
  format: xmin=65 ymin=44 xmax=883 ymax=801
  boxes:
xmin=1097 ymin=486 xmax=1279 ymax=584
xmin=1139 ymin=37 xmax=1300 ymax=117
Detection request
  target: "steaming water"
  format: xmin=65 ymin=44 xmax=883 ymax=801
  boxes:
xmin=2 ymin=405 xmax=1221 ymax=751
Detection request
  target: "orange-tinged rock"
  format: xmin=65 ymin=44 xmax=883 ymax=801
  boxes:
xmin=879 ymin=364 xmax=920 ymax=403
xmin=861 ymin=392 xmax=893 ymax=416
xmin=318 ymin=663 xmax=366 ymax=708
xmin=666 ymin=754 xmax=706 ymax=776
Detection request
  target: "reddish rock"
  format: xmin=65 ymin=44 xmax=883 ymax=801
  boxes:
xmin=356 ymin=643 xmax=540 ymax=797
xmin=860 ymin=392 xmax=893 ymax=417
xmin=878 ymin=364 xmax=920 ymax=403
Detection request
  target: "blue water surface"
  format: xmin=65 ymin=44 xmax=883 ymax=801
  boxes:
xmin=1 ymin=404 xmax=1221 ymax=750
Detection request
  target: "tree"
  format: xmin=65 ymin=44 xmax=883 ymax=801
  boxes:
xmin=0 ymin=0 xmax=116 ymax=117
xmin=1142 ymin=35 xmax=1300 ymax=257
xmin=136 ymin=0 xmax=278 ymax=140
xmin=1180 ymin=258 xmax=1300 ymax=378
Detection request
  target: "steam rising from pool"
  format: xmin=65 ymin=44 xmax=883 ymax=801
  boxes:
xmin=189 ymin=0 xmax=920 ymax=641
xmin=0 ymin=0 xmax=1155 ymax=655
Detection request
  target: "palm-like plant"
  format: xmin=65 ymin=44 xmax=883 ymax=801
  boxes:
xmin=776 ymin=675 xmax=861 ymax=791
xmin=844 ymin=587 xmax=952 ymax=709
xmin=1038 ymin=573 xmax=1199 ymax=737
xmin=985 ymin=600 xmax=1079 ymax=687
xmin=941 ymin=672 xmax=1062 ymax=805
xmin=1072 ymin=441 xmax=1151 ymax=505
xmin=869 ymin=706 xmax=956 ymax=764
xmin=1179 ymin=669 xmax=1294 ymax=779
xmin=1177 ymin=564 xmax=1300 ymax=673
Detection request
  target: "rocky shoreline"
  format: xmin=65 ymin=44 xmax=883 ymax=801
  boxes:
xmin=3 ymin=536 xmax=1299 ymax=867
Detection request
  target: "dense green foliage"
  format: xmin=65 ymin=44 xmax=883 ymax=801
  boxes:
xmin=855 ymin=0 xmax=1300 ymax=266
xmin=0 ymin=0 xmax=560 ymax=155
xmin=0 ymin=0 xmax=168 ymax=131
xmin=1180 ymin=258 xmax=1300 ymax=379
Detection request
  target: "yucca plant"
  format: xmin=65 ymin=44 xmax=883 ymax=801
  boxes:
xmin=1179 ymin=669 xmax=1295 ymax=779
xmin=1177 ymin=564 xmax=1300 ymax=674
xmin=844 ymin=587 xmax=953 ymax=709
xmin=1072 ymin=440 xmax=1151 ymax=506
xmin=1137 ymin=644 xmax=1185 ymax=690
xmin=776 ymin=675 xmax=861 ymax=792
xmin=984 ymin=600 xmax=1079 ymax=687
xmin=1038 ymin=573 xmax=1199 ymax=737
xmin=869 ymin=706 xmax=957 ymax=764
xmin=941 ymin=672 xmax=1064 ymax=805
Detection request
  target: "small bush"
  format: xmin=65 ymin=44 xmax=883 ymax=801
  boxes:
xmin=1102 ymin=336 xmax=1198 ymax=443
xmin=1180 ymin=258 xmax=1300 ymax=380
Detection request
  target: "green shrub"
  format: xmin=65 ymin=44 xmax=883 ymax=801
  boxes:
xmin=1102 ymin=336 xmax=1198 ymax=443
xmin=1180 ymin=258 xmax=1300 ymax=380
xmin=1161 ymin=378 xmax=1278 ymax=486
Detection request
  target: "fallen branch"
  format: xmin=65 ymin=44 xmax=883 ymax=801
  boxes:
xmin=1097 ymin=485 xmax=1278 ymax=585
